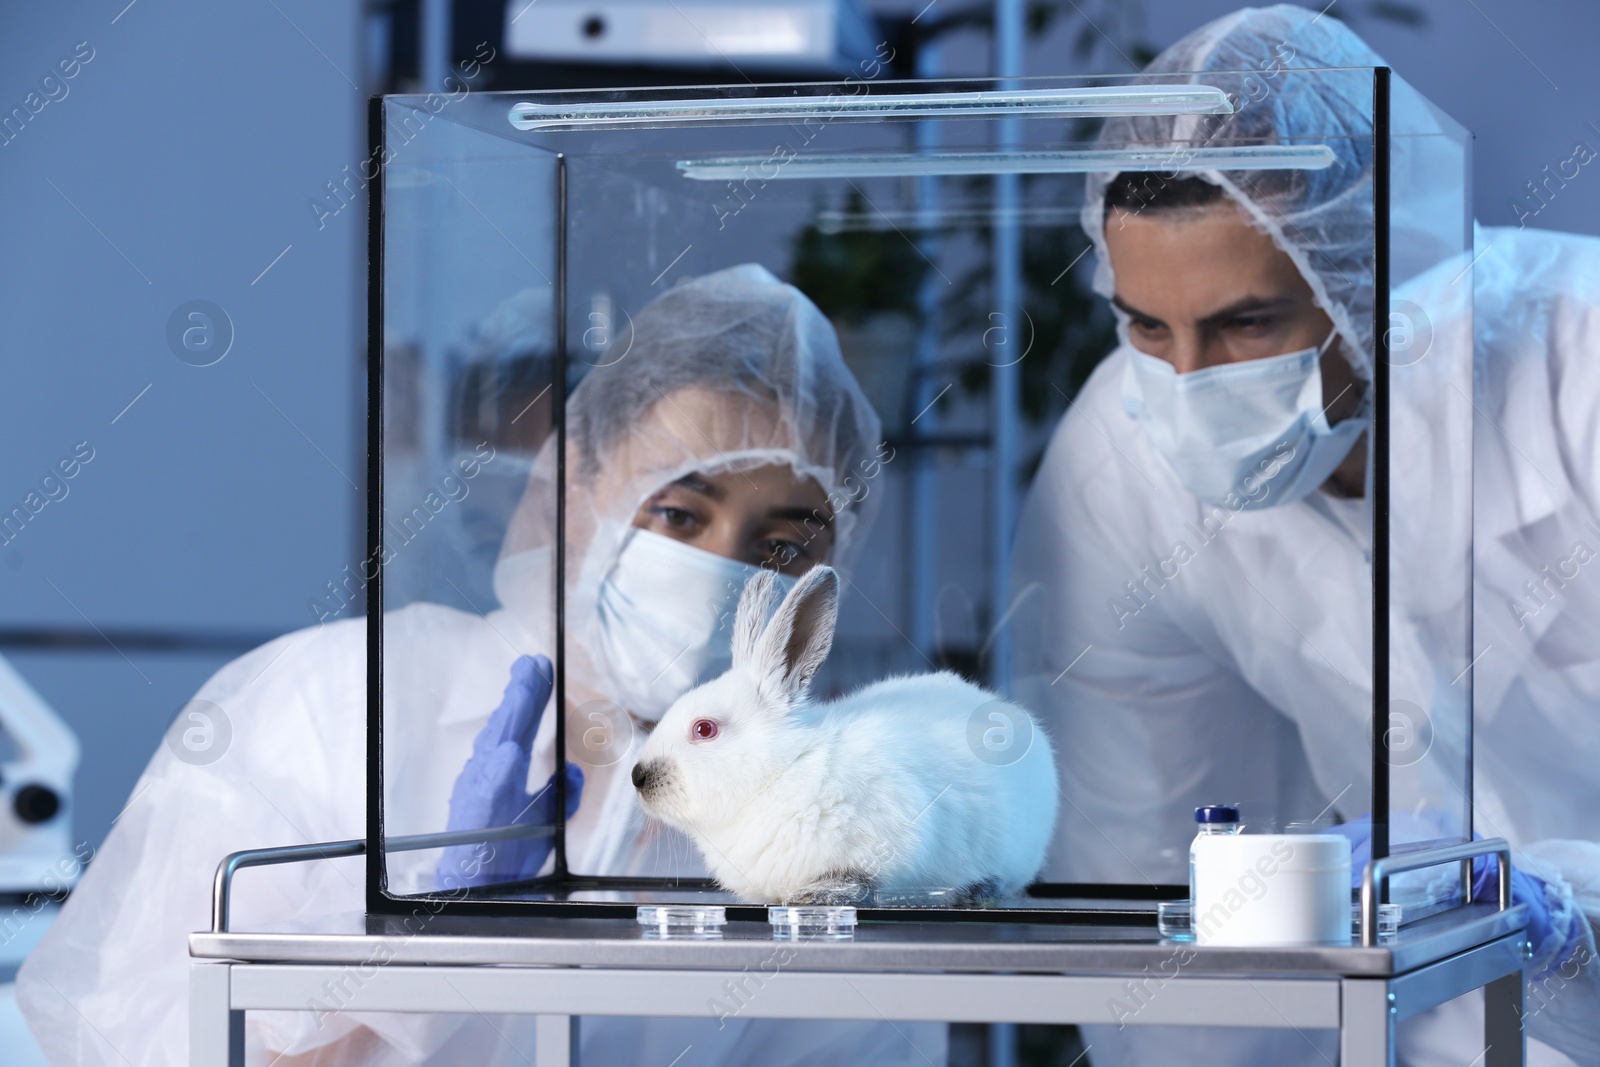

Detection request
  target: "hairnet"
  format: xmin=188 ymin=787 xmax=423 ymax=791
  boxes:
xmin=1081 ymin=5 xmax=1393 ymax=380
xmin=495 ymin=262 xmax=884 ymax=671
xmin=462 ymin=286 xmax=555 ymax=366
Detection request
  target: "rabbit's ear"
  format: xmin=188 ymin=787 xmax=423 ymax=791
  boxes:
xmin=755 ymin=566 xmax=839 ymax=701
xmin=732 ymin=568 xmax=782 ymax=667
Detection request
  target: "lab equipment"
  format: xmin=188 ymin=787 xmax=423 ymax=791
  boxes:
xmin=506 ymin=85 xmax=1236 ymax=129
xmin=1157 ymin=896 xmax=1401 ymax=943
xmin=769 ymin=904 xmax=857 ymax=939
xmin=1323 ymin=815 xmax=1584 ymax=978
xmin=1481 ymin=865 xmax=1574 ymax=977
xmin=1359 ymin=901 xmax=1402 ymax=941
xmin=636 ymin=904 xmax=726 ymax=939
xmin=368 ymin=53 xmax=1476 ymax=922
xmin=0 ymin=654 xmax=78 ymax=895
xmin=1155 ymin=897 xmax=1192 ymax=939
xmin=502 ymin=0 xmax=881 ymax=77
xmin=1191 ymin=833 xmax=1351 ymax=946
xmin=674 ymin=144 xmax=1337 ymax=179
xmin=190 ymin=898 xmax=1531 ymax=1067
xmin=1189 ymin=804 xmax=1242 ymax=907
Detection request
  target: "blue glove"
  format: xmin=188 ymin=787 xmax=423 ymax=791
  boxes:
xmin=1323 ymin=817 xmax=1580 ymax=974
xmin=1322 ymin=817 xmax=1374 ymax=878
xmin=1471 ymin=853 xmax=1580 ymax=976
xmin=436 ymin=655 xmax=583 ymax=890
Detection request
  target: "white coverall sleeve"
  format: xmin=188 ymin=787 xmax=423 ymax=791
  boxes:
xmin=15 ymin=622 xmax=466 ymax=1067
xmin=1517 ymin=840 xmax=1600 ymax=1064
xmin=1477 ymin=225 xmax=1600 ymax=1067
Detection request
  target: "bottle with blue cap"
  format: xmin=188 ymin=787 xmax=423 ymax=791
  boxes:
xmin=1157 ymin=805 xmax=1245 ymax=939
xmin=1190 ymin=804 xmax=1242 ymax=905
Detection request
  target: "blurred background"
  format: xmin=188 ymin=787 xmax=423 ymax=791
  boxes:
xmin=0 ymin=0 xmax=1596 ymax=1034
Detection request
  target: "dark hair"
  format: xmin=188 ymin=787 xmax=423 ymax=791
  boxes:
xmin=1101 ymin=172 xmax=1226 ymax=217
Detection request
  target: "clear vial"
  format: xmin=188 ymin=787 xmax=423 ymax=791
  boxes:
xmin=1190 ymin=804 xmax=1243 ymax=904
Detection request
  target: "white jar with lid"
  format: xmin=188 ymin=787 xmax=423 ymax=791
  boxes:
xmin=1192 ymin=833 xmax=1351 ymax=946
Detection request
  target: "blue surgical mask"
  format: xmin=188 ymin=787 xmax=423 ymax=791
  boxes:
xmin=1121 ymin=331 xmax=1365 ymax=510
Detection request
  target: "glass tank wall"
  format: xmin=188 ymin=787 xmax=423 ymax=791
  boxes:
xmin=369 ymin=68 xmax=1474 ymax=920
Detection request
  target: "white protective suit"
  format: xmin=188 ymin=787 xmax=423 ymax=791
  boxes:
xmin=17 ymin=264 xmax=944 ymax=1067
xmin=1010 ymin=7 xmax=1600 ymax=1066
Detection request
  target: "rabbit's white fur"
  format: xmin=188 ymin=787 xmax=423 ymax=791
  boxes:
xmin=631 ymin=565 xmax=1058 ymax=903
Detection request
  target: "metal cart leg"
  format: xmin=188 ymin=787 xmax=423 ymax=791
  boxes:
xmin=189 ymin=962 xmax=243 ymax=1067
xmin=536 ymin=1014 xmax=578 ymax=1067
xmin=1483 ymin=972 xmax=1525 ymax=1067
xmin=1341 ymin=979 xmax=1394 ymax=1067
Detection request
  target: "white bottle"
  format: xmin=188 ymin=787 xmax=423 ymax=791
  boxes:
xmin=1189 ymin=804 xmax=1242 ymax=903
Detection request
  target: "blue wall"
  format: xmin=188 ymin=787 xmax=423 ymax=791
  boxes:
xmin=0 ymin=0 xmax=365 ymax=851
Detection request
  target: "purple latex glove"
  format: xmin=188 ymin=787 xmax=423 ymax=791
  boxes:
xmin=436 ymin=655 xmax=583 ymax=889
xmin=1323 ymin=817 xmax=1576 ymax=972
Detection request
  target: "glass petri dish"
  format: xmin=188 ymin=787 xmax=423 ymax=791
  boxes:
xmin=1157 ymin=899 xmax=1193 ymax=940
xmin=768 ymin=905 xmax=858 ymax=940
xmin=1351 ymin=902 xmax=1403 ymax=942
xmin=637 ymin=904 xmax=727 ymax=939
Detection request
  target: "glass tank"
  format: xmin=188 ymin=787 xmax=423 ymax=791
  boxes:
xmin=368 ymin=67 xmax=1474 ymax=922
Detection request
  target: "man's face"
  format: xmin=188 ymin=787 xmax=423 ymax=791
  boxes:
xmin=1104 ymin=202 xmax=1361 ymax=426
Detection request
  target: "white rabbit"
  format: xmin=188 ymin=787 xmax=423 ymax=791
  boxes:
xmin=631 ymin=564 xmax=1059 ymax=904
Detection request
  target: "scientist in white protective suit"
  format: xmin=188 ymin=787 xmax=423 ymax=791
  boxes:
xmin=17 ymin=264 xmax=939 ymax=1067
xmin=1011 ymin=7 xmax=1600 ymax=1066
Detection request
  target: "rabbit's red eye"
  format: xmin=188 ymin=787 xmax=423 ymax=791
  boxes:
xmin=691 ymin=718 xmax=719 ymax=741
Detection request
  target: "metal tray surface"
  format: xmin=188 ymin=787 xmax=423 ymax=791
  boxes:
xmin=192 ymin=903 xmax=1524 ymax=979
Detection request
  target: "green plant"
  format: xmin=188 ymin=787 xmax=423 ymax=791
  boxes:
xmin=789 ymin=190 xmax=930 ymax=325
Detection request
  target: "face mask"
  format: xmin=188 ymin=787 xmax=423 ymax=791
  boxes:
xmin=593 ymin=529 xmax=794 ymax=721
xmin=1121 ymin=332 xmax=1366 ymax=510
xmin=491 ymin=545 xmax=552 ymax=633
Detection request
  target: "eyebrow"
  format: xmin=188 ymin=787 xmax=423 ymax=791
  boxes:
xmin=671 ymin=473 xmax=724 ymax=501
xmin=1112 ymin=293 xmax=1297 ymax=329
xmin=668 ymin=473 xmax=833 ymax=527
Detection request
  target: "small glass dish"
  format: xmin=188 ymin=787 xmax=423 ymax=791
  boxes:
xmin=1157 ymin=899 xmax=1194 ymax=940
xmin=768 ymin=905 xmax=858 ymax=940
xmin=1351 ymin=902 xmax=1402 ymax=942
xmin=637 ymin=904 xmax=727 ymax=939
xmin=870 ymin=887 xmax=959 ymax=906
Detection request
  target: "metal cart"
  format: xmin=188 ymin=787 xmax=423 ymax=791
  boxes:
xmin=189 ymin=839 xmax=1529 ymax=1066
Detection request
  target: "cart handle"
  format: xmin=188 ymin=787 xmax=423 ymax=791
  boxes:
xmin=210 ymin=823 xmax=557 ymax=932
xmin=1361 ymin=836 xmax=1511 ymax=947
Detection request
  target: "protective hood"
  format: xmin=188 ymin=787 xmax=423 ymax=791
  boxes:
xmin=493 ymin=263 xmax=884 ymax=709
xmin=1080 ymin=4 xmax=1457 ymax=383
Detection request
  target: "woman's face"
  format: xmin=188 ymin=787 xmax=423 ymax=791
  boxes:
xmin=630 ymin=464 xmax=834 ymax=576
